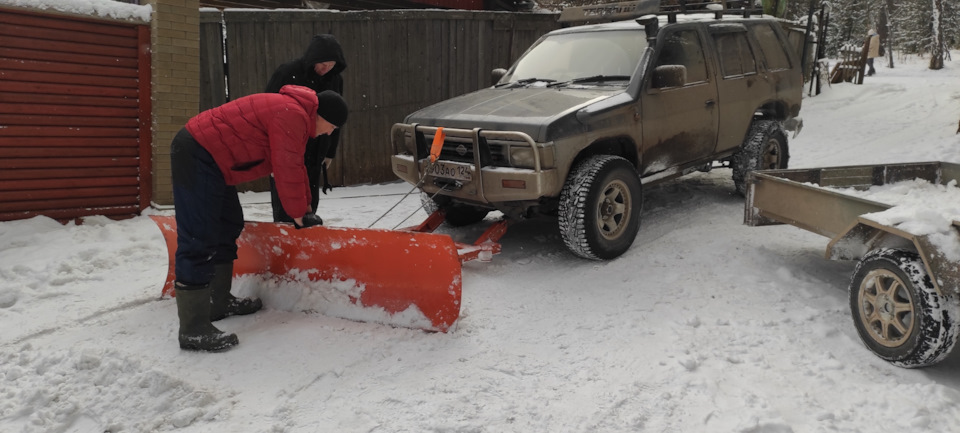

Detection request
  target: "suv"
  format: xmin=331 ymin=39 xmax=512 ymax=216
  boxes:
xmin=390 ymin=5 xmax=803 ymax=260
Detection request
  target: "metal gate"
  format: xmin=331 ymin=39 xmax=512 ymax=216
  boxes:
xmin=0 ymin=7 xmax=151 ymax=222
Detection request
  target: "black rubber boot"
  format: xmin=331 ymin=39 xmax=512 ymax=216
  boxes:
xmin=210 ymin=262 xmax=262 ymax=322
xmin=175 ymin=282 xmax=239 ymax=352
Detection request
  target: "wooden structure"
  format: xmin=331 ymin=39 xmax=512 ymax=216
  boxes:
xmin=829 ymin=41 xmax=868 ymax=84
xmin=0 ymin=7 xmax=151 ymax=222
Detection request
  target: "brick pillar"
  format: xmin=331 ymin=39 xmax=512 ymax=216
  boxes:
xmin=145 ymin=0 xmax=199 ymax=206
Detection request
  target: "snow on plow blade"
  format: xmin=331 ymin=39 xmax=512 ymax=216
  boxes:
xmin=150 ymin=215 xmax=462 ymax=332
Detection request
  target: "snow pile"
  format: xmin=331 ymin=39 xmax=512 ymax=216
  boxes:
xmin=837 ymin=178 xmax=960 ymax=261
xmin=234 ymin=273 xmax=437 ymax=331
xmin=0 ymin=0 xmax=152 ymax=21
xmin=0 ymin=215 xmax=167 ymax=340
xmin=0 ymin=346 xmax=228 ymax=432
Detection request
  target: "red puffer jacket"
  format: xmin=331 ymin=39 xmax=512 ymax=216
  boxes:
xmin=186 ymin=85 xmax=317 ymax=220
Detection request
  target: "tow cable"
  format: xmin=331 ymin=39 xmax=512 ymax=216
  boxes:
xmin=368 ymin=127 xmax=447 ymax=229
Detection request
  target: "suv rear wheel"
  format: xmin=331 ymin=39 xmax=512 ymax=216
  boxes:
xmin=732 ymin=119 xmax=790 ymax=195
xmin=559 ymin=155 xmax=642 ymax=260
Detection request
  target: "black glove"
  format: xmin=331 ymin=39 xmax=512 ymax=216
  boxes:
xmin=321 ymin=163 xmax=333 ymax=195
xmin=294 ymin=212 xmax=324 ymax=229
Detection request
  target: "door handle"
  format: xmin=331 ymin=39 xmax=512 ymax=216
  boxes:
xmin=705 ymin=99 xmax=716 ymax=107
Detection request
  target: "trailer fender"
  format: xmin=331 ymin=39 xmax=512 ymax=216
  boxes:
xmin=828 ymin=218 xmax=960 ymax=298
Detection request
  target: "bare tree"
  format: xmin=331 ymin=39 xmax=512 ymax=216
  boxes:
xmin=880 ymin=0 xmax=895 ymax=68
xmin=929 ymin=0 xmax=945 ymax=69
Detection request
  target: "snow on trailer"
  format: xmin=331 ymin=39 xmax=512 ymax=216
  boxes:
xmin=744 ymin=161 xmax=960 ymax=368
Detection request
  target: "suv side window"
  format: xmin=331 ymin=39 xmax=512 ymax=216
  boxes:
xmin=751 ymin=23 xmax=791 ymax=71
xmin=654 ymin=29 xmax=708 ymax=85
xmin=712 ymin=30 xmax=757 ymax=78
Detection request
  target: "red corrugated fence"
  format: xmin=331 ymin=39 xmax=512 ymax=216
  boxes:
xmin=0 ymin=7 xmax=151 ymax=222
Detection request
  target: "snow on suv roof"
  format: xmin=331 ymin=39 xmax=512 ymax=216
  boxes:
xmin=550 ymin=11 xmax=775 ymax=36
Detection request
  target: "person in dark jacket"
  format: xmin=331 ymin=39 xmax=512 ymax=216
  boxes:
xmin=265 ymin=34 xmax=347 ymax=224
xmin=170 ymin=85 xmax=348 ymax=352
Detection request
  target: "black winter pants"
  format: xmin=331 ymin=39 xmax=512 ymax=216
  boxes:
xmin=170 ymin=128 xmax=244 ymax=286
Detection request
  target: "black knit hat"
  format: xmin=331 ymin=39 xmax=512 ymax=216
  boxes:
xmin=316 ymin=90 xmax=348 ymax=127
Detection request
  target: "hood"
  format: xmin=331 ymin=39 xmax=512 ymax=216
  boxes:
xmin=405 ymin=86 xmax=619 ymax=140
xmin=300 ymin=34 xmax=347 ymax=77
xmin=279 ymin=84 xmax=319 ymax=128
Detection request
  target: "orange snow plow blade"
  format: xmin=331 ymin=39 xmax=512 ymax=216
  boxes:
xmin=151 ymin=215 xmax=462 ymax=332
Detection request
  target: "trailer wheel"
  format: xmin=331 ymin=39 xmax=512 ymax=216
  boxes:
xmin=559 ymin=155 xmax=642 ymax=260
xmin=732 ymin=120 xmax=789 ymax=196
xmin=420 ymin=193 xmax=489 ymax=227
xmin=849 ymin=248 xmax=960 ymax=368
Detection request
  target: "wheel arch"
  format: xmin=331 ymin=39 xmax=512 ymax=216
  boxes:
xmin=569 ymin=136 xmax=639 ymax=172
xmin=754 ymin=99 xmax=791 ymax=121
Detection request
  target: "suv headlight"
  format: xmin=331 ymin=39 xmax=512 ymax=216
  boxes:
xmin=507 ymin=145 xmax=554 ymax=169
xmin=508 ymin=146 xmax=537 ymax=168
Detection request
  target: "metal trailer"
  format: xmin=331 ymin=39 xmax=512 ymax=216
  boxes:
xmin=744 ymin=161 xmax=960 ymax=368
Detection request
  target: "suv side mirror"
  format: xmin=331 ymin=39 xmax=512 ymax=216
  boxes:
xmin=652 ymin=65 xmax=687 ymax=89
xmin=491 ymin=68 xmax=508 ymax=85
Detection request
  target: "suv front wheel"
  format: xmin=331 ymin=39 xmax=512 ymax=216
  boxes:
xmin=559 ymin=155 xmax=643 ymax=260
xmin=732 ymin=119 xmax=790 ymax=195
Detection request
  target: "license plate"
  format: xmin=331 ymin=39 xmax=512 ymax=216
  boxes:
xmin=426 ymin=161 xmax=472 ymax=181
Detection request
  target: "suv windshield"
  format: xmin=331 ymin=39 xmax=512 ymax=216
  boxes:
xmin=501 ymin=30 xmax=648 ymax=85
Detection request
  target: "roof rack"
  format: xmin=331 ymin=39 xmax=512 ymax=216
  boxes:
xmin=557 ymin=0 xmax=659 ymax=23
xmin=558 ymin=0 xmax=764 ymax=25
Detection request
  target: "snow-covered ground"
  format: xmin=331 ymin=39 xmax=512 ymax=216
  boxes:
xmin=2 ymin=53 xmax=960 ymax=432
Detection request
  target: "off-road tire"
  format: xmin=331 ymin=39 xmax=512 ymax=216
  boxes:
xmin=732 ymin=119 xmax=789 ymax=196
xmin=849 ymin=248 xmax=960 ymax=368
xmin=420 ymin=192 xmax=489 ymax=227
xmin=559 ymin=155 xmax=642 ymax=260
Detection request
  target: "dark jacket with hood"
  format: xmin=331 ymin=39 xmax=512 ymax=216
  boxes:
xmin=265 ymin=34 xmax=347 ymax=160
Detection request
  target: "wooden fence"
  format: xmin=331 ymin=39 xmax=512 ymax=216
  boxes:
xmin=199 ymin=9 xmax=560 ymax=189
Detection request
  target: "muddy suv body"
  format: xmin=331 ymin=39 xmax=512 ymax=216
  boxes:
xmin=390 ymin=10 xmax=803 ymax=260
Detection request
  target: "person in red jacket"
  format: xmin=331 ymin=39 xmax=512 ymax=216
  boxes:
xmin=170 ymin=85 xmax=348 ymax=352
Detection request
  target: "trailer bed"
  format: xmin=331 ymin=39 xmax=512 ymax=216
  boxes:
xmin=745 ymin=161 xmax=960 ymax=238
